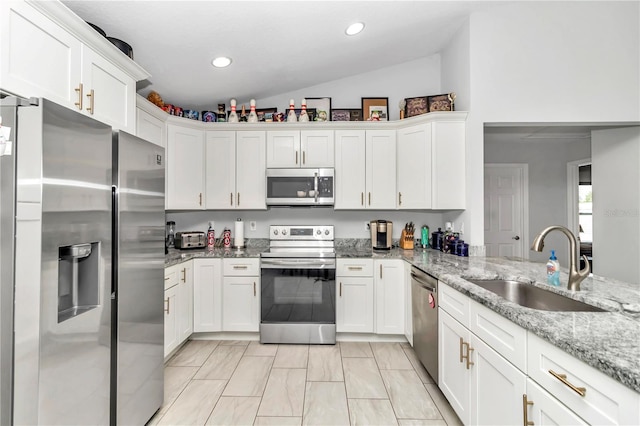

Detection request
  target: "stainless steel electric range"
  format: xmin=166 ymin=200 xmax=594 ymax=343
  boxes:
xmin=260 ymin=225 xmax=336 ymax=344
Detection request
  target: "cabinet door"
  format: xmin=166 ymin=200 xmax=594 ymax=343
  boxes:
xmin=397 ymin=124 xmax=432 ymax=209
xmin=374 ymin=259 xmax=404 ymax=335
xmin=432 ymin=121 xmax=465 ymax=209
xmin=236 ymin=131 xmax=266 ymax=209
xmin=266 ymin=130 xmax=300 ymax=168
xmin=1 ymin=1 xmax=81 ymax=109
xmin=334 ymin=130 xmax=366 ymax=209
xmin=439 ymin=308 xmax=470 ymax=425
xmin=366 ymin=130 xmax=396 ymax=209
xmin=177 ymin=262 xmax=193 ymax=344
xmin=336 ymin=277 xmax=374 ymax=333
xmin=167 ymin=124 xmax=205 ymax=209
xmin=136 ymin=107 xmax=165 ymax=147
xmin=81 ymin=45 xmax=136 ymax=133
xmin=205 ymin=131 xmax=236 ymax=209
xmin=301 ymin=130 xmax=334 ymax=167
xmin=469 ymin=334 xmax=526 ymax=425
xmin=193 ymin=259 xmax=222 ymax=332
xmin=222 ymin=276 xmax=260 ymax=332
xmin=163 ymin=285 xmax=178 ymax=357
xmin=525 ymin=380 xmax=588 ymax=426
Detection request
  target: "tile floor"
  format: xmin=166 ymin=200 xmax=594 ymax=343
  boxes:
xmin=149 ymin=340 xmax=462 ymax=426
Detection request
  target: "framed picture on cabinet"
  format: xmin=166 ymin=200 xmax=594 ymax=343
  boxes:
xmin=330 ymin=108 xmax=362 ymax=121
xmin=404 ymin=96 xmax=428 ymax=118
xmin=361 ymin=97 xmax=389 ymax=121
xmin=426 ymin=93 xmax=456 ymax=112
xmin=305 ymin=97 xmax=332 ymax=121
xmin=256 ymin=107 xmax=277 ymax=122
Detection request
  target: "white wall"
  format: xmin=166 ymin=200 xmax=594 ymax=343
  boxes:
xmin=592 ymin=127 xmax=640 ymax=284
xmin=484 ymin=139 xmax=591 ymax=266
xmin=252 ymin=56 xmax=442 ymax=122
xmin=455 ymin=1 xmax=640 ymax=251
xmin=167 ymin=209 xmax=444 ymax=242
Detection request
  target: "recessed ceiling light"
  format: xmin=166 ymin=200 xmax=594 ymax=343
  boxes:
xmin=345 ymin=22 xmax=365 ymax=36
xmin=212 ymin=57 xmax=232 ymax=68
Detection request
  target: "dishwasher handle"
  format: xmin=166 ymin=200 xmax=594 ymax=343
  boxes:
xmin=411 ymin=272 xmax=437 ymax=292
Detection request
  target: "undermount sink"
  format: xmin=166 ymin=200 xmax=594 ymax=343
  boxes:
xmin=466 ymin=279 xmax=605 ymax=312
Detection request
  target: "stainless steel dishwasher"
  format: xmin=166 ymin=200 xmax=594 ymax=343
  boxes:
xmin=411 ymin=266 xmax=438 ymax=383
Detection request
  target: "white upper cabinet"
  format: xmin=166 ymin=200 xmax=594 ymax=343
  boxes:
xmin=0 ymin=1 xmax=148 ymax=133
xmin=397 ymin=124 xmax=433 ymax=209
xmin=266 ymin=130 xmax=334 ymax=168
xmin=301 ymin=130 xmax=334 ymax=167
xmin=235 ymin=131 xmax=266 ymax=209
xmin=205 ymin=130 xmax=237 ymax=209
xmin=397 ymin=117 xmax=466 ymax=210
xmin=366 ymin=130 xmax=396 ymax=209
xmin=167 ymin=124 xmax=205 ymax=209
xmin=335 ymin=130 xmax=367 ymax=209
xmin=335 ymin=130 xmax=396 ymax=210
xmin=136 ymin=99 xmax=166 ymax=147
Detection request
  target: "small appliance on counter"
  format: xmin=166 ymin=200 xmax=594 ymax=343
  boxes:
xmin=370 ymin=220 xmax=393 ymax=250
xmin=175 ymin=231 xmax=206 ymax=249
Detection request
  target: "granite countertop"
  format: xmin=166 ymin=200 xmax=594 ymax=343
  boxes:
xmin=398 ymin=249 xmax=640 ymax=393
xmin=166 ymin=241 xmax=640 ymax=392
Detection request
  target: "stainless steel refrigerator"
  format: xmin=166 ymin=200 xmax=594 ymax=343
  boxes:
xmin=0 ymin=97 xmax=165 ymax=425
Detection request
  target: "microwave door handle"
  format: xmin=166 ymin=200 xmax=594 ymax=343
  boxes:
xmin=314 ymin=172 xmax=319 ymax=203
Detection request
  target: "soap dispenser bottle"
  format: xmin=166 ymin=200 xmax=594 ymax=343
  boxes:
xmin=546 ymin=250 xmax=560 ymax=286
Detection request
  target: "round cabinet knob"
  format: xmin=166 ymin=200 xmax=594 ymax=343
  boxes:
xmin=282 ymin=230 xmax=287 ymax=235
xmin=325 ymin=229 xmax=330 ymax=235
xmin=273 ymin=229 xmax=278 ymax=235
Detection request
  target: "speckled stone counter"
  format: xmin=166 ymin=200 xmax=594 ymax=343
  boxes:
xmin=337 ymin=246 xmax=640 ymax=393
xmin=165 ymin=239 xmax=267 ymax=267
xmin=167 ymin=239 xmax=640 ymax=392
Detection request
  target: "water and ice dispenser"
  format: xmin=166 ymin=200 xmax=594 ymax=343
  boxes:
xmin=57 ymin=242 xmax=100 ymax=323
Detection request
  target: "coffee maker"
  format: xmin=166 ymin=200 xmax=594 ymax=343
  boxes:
xmin=370 ymin=220 xmax=393 ymax=250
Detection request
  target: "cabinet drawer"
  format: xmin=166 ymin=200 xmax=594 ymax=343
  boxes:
xmin=469 ymin=299 xmax=527 ymax=372
xmin=527 ymin=332 xmax=640 ymax=425
xmin=337 ymin=259 xmax=373 ymax=276
xmin=164 ymin=264 xmax=179 ymax=290
xmin=439 ymin=283 xmax=470 ymax=327
xmin=223 ymin=258 xmax=260 ymax=276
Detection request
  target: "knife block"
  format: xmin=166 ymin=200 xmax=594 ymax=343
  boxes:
xmin=400 ymin=229 xmax=414 ymax=250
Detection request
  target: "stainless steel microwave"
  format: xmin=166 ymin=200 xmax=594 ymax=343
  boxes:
xmin=266 ymin=168 xmax=334 ymax=206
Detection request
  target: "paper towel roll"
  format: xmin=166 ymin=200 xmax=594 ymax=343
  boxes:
xmin=234 ymin=219 xmax=244 ymax=248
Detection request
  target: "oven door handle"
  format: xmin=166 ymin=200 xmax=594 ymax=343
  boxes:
xmin=261 ymin=258 xmax=336 ymax=269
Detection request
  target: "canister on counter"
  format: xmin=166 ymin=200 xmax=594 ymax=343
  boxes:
xmin=222 ymin=228 xmax=231 ymax=248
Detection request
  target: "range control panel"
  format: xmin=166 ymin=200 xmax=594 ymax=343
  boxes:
xmin=269 ymin=225 xmax=334 ymax=241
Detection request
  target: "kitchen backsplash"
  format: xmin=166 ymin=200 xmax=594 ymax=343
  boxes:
xmin=166 ymin=209 xmax=446 ymax=240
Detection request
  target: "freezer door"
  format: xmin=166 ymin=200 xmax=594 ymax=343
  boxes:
xmin=12 ymin=98 xmax=113 ymax=425
xmin=113 ymin=131 xmax=165 ymax=425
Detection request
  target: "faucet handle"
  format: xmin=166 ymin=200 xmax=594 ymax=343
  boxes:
xmin=579 ymin=254 xmax=591 ymax=278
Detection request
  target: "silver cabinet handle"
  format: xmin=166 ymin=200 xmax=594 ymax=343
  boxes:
xmin=361 ymin=192 xmax=364 ymax=206
xmin=339 ymin=282 xmax=342 ymax=297
xmin=164 ymin=298 xmax=170 ymax=314
xmin=303 ymin=151 xmax=306 ymax=164
xmin=237 ymin=192 xmax=240 ymax=206
xmin=399 ymin=192 xmax=402 ymax=206
xmin=369 ymin=192 xmax=371 ymax=206
xmin=233 ymin=265 xmax=248 ymax=270
xmin=347 ymin=266 xmax=363 ymax=271
xmin=230 ymin=192 xmax=233 ymax=206
xmin=253 ymin=282 xmax=256 ymax=296
xmin=181 ymin=268 xmax=186 ymax=282
xmin=379 ymin=264 xmax=382 ymax=279
xmin=86 ymin=89 xmax=95 ymax=114
xmin=296 ymin=151 xmax=298 ymax=164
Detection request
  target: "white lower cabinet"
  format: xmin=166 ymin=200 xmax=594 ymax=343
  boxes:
xmin=193 ymin=259 xmax=222 ymax=332
xmin=374 ymin=259 xmax=404 ymax=335
xmin=525 ymin=379 xmax=587 ymax=426
xmin=439 ymin=308 xmax=526 ymax=426
xmin=222 ymin=259 xmax=260 ymax=332
xmin=164 ymin=261 xmax=193 ymax=357
xmin=337 ymin=277 xmax=374 ymax=333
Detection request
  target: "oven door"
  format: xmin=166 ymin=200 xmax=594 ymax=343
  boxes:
xmin=260 ymin=258 xmax=336 ymax=325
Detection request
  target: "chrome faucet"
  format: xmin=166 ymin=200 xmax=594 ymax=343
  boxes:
xmin=531 ymin=225 xmax=590 ymax=291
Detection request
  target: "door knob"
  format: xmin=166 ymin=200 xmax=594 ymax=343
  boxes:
xmin=512 ymin=236 xmax=520 ymax=240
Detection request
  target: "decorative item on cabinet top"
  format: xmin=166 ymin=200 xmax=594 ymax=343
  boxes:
xmin=404 ymin=93 xmax=457 ymax=118
xmin=305 ymin=97 xmax=332 ymax=121
xmin=331 ymin=109 xmax=362 ymax=121
xmin=361 ymin=97 xmax=389 ymax=121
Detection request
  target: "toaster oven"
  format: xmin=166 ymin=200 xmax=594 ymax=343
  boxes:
xmin=175 ymin=232 xmax=206 ymax=249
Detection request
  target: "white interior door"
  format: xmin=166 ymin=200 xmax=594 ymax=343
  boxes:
xmin=484 ymin=164 xmax=527 ymax=258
